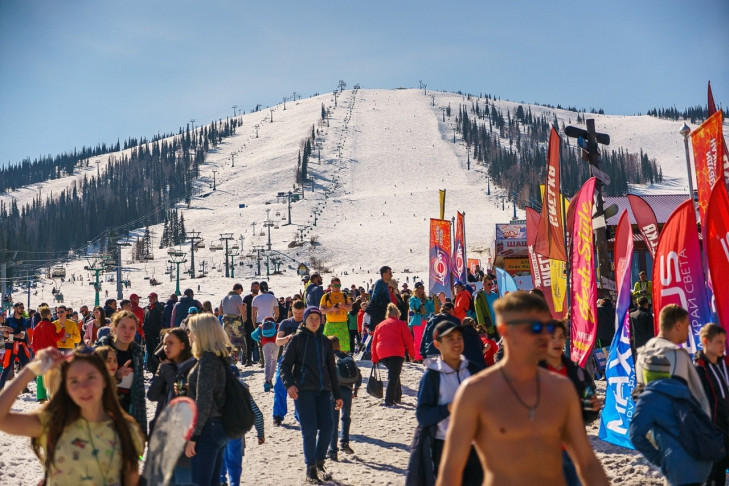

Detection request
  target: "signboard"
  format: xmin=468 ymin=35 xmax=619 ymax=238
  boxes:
xmin=494 ymin=223 xmax=528 ymax=257
xmin=297 ymin=263 xmax=309 ymax=276
xmin=503 ymin=258 xmax=531 ymax=274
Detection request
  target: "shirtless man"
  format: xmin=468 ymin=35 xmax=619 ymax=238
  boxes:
xmin=437 ymin=291 xmax=609 ymax=486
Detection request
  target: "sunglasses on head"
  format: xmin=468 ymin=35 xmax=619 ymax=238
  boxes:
xmin=505 ymin=319 xmax=555 ymax=335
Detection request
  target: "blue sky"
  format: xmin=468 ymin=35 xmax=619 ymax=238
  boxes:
xmin=1 ymin=0 xmax=727 ymax=166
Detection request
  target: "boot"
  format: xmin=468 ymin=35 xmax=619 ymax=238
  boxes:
xmin=305 ymin=465 xmax=322 ymax=484
xmin=316 ymin=460 xmax=332 ymax=481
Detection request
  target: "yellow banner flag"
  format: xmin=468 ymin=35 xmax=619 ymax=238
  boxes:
xmin=439 ymin=189 xmax=446 ymax=220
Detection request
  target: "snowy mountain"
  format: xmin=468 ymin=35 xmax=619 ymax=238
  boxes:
xmin=1 ymin=88 xmax=723 ymax=308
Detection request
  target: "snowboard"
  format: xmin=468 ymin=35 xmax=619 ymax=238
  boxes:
xmin=564 ymin=125 xmax=610 ymax=145
xmin=141 ymin=396 xmax=197 ymax=486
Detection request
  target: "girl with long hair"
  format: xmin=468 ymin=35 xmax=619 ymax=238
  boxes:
xmin=185 ymin=314 xmax=232 ymax=486
xmin=148 ymin=328 xmax=196 ymax=429
xmin=0 ymin=347 xmax=145 ymax=485
xmin=84 ymin=306 xmax=109 ymax=345
xmin=96 ymin=310 xmax=147 ymax=435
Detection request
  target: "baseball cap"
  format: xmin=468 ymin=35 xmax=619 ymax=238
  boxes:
xmin=453 ymin=280 xmax=464 ymax=287
xmin=148 ymin=292 xmax=158 ymax=299
xmin=434 ymin=320 xmax=462 ymax=341
xmin=414 ymin=282 xmax=424 ymax=289
xmin=442 ymin=302 xmax=455 ymax=311
xmin=129 ymin=293 xmax=140 ymax=300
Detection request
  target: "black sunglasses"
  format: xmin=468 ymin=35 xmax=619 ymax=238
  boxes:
xmin=505 ymin=319 xmax=555 ymax=335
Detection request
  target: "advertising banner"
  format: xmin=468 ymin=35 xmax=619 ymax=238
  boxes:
xmin=570 ymin=178 xmax=598 ymax=367
xmin=598 ymin=211 xmax=636 ymax=449
xmin=651 ymin=200 xmax=712 ymax=354
xmin=535 ymin=126 xmax=567 ymax=261
xmin=627 ymin=194 xmax=660 ymax=258
xmin=495 ymin=223 xmax=528 ymax=257
xmin=706 ymin=180 xmax=729 ymax=337
xmin=452 ymin=211 xmax=467 ymax=284
xmin=429 ymin=219 xmax=452 ymax=298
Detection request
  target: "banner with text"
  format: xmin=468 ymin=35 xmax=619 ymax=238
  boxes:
xmin=691 ymin=110 xmax=726 ymax=229
xmin=429 ymin=219 xmax=452 ymax=299
xmin=706 ymin=180 xmax=729 ymax=336
xmin=526 ymin=207 xmax=558 ymax=315
xmin=535 ymin=127 xmax=568 ymax=261
xmin=570 ymin=178 xmax=598 ymax=367
xmin=598 ymin=210 xmax=636 ymax=449
xmin=627 ymin=194 xmax=660 ymax=259
xmin=651 ymin=200 xmax=712 ymax=353
xmin=452 ymin=211 xmax=467 ymax=284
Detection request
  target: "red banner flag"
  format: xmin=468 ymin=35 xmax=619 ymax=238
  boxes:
xmin=706 ymin=180 xmax=729 ymax=335
xmin=535 ymin=126 xmax=568 ymax=261
xmin=452 ymin=211 xmax=467 ymax=284
xmin=708 ymin=81 xmax=717 ymax=115
xmin=651 ymin=200 xmax=712 ymax=353
xmin=707 ymin=83 xmax=729 ymax=193
xmin=627 ymin=194 xmax=660 ymax=259
xmin=429 ymin=219 xmax=452 ymax=298
xmin=526 ymin=207 xmax=557 ymax=315
xmin=570 ymin=178 xmax=598 ymax=367
xmin=691 ymin=110 xmax=726 ymax=227
xmin=467 ymin=259 xmax=481 ymax=275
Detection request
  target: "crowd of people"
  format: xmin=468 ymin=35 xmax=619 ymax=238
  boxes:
xmin=0 ymin=264 xmax=725 ymax=485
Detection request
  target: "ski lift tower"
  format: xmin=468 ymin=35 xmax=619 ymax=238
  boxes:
xmin=263 ymin=209 xmax=275 ymax=251
xmin=167 ymin=249 xmax=187 ymax=296
xmin=219 ymin=233 xmax=234 ymax=278
xmin=85 ymin=254 xmax=110 ymax=307
xmin=113 ymin=241 xmax=131 ymax=300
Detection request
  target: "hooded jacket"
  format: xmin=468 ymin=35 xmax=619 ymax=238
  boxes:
xmin=279 ymin=325 xmax=342 ymax=400
xmin=629 ymin=378 xmax=712 ymax=484
xmin=694 ymin=350 xmax=729 ymax=432
xmin=371 ymin=317 xmax=415 ymax=363
xmin=420 ymin=313 xmax=460 ymax=358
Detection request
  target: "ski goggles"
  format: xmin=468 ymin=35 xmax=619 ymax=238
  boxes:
xmin=505 ymin=319 xmax=555 ymax=335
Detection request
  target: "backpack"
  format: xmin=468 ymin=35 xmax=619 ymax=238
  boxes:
xmin=671 ymin=394 xmax=726 ymax=462
xmin=335 ymin=354 xmax=361 ymax=385
xmin=324 ymin=292 xmax=349 ymax=308
xmin=219 ymin=359 xmax=255 ymax=438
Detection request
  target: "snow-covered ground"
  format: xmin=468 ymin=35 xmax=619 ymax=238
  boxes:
xmin=1 ymin=88 xmax=724 ymax=484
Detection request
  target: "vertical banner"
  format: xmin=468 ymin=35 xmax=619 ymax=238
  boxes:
xmin=495 ymin=267 xmax=518 ymax=297
xmin=467 ymin=259 xmax=481 ymax=274
xmin=707 ymin=83 xmax=729 ymax=191
xmin=691 ymin=110 xmax=726 ymax=228
xmin=706 ymin=180 xmax=729 ymax=336
xmin=526 ymin=207 xmax=557 ymax=315
xmin=429 ymin=218 xmax=452 ymax=299
xmin=651 ymin=200 xmax=712 ymax=354
xmin=452 ymin=211 xmax=467 ymax=284
xmin=535 ymin=127 xmax=568 ymax=261
xmin=570 ymin=178 xmax=598 ymax=367
xmin=598 ymin=211 xmax=636 ymax=449
xmin=627 ymin=194 xmax=660 ymax=258
xmin=439 ymin=189 xmax=446 ymax=221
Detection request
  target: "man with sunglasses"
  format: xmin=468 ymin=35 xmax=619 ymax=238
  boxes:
xmin=437 ymin=291 xmax=608 ymax=486
xmin=321 ymin=277 xmax=353 ymax=353
xmin=53 ymin=306 xmax=81 ymax=352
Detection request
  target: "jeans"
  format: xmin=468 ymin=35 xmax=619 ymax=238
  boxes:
xmin=219 ymin=437 xmax=243 ymax=486
xmin=190 ymin=417 xmax=229 ymax=486
xmin=145 ymin=334 xmax=161 ymax=374
xmin=294 ymin=390 xmax=334 ymax=466
xmin=379 ymin=356 xmax=404 ymax=405
xmin=273 ymin=359 xmax=288 ymax=418
xmin=562 ymin=449 xmax=581 ymax=486
xmin=330 ymin=386 xmax=353 ymax=452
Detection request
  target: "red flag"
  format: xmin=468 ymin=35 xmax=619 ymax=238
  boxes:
xmin=526 ymin=207 xmax=557 ymax=315
xmin=627 ymin=195 xmax=660 ymax=259
xmin=707 ymin=82 xmax=729 ymax=193
xmin=708 ymin=81 xmax=717 ymax=115
xmin=651 ymin=200 xmax=712 ymax=352
xmin=535 ymin=127 xmax=568 ymax=261
xmin=570 ymin=178 xmax=598 ymax=367
xmin=706 ymin=180 xmax=729 ymax=334
xmin=692 ymin=110 xmax=726 ymax=227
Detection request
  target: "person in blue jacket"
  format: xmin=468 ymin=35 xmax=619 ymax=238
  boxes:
xmin=630 ymin=377 xmax=712 ymax=485
xmin=419 ymin=303 xmax=459 ymax=359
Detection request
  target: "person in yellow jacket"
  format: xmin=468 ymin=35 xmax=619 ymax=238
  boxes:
xmin=53 ymin=306 xmax=81 ymax=351
xmin=631 ymin=271 xmax=653 ymax=306
xmin=320 ymin=277 xmax=353 ymax=353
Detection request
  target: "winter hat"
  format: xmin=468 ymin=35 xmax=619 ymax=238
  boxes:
xmin=303 ymin=306 xmax=322 ymax=322
xmin=260 ymin=281 xmax=269 ymax=292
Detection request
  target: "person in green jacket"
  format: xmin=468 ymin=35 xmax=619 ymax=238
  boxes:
xmin=631 ymin=271 xmax=652 ymax=307
xmin=473 ymin=276 xmax=498 ymax=336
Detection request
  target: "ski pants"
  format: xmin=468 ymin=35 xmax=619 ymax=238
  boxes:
xmin=219 ymin=437 xmax=243 ymax=486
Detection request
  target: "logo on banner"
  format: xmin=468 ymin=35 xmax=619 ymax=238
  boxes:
xmin=432 ymin=249 xmax=449 ymax=285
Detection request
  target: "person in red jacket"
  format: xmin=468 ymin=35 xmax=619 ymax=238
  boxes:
xmin=371 ymin=303 xmax=415 ymax=406
xmin=129 ymin=294 xmax=145 ymax=340
xmin=452 ymin=281 xmax=471 ymax=323
xmin=31 ymin=305 xmax=65 ymax=402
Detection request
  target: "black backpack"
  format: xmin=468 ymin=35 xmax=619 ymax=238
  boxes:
xmin=219 ymin=358 xmax=255 ymax=438
xmin=335 ymin=354 xmax=361 ymax=385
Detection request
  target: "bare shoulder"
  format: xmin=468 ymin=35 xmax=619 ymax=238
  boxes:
xmin=458 ymin=366 xmax=500 ymax=397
